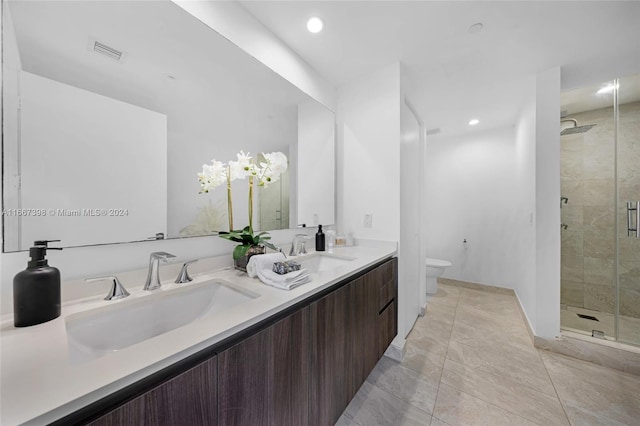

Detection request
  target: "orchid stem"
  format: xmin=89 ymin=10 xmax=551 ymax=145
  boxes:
xmin=248 ymin=175 xmax=254 ymax=234
xmin=227 ymin=165 xmax=233 ymax=231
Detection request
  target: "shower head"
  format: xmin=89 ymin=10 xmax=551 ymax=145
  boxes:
xmin=560 ymin=118 xmax=596 ymax=136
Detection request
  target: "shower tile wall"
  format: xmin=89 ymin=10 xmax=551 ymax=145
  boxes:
xmin=561 ymin=101 xmax=640 ymax=320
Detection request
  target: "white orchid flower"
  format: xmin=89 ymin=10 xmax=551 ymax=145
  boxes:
xmin=229 ymin=151 xmax=253 ymax=180
xmin=197 ymin=159 xmax=226 ymax=193
xmin=254 ymin=151 xmax=288 ymax=187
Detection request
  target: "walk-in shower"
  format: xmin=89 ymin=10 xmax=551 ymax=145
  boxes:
xmin=560 ymin=72 xmax=640 ymax=347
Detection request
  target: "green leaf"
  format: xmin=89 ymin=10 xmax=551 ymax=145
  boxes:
xmin=233 ymin=244 xmax=251 ymax=260
xmin=262 ymin=241 xmax=278 ymax=251
xmin=219 ymin=234 xmax=244 ymax=244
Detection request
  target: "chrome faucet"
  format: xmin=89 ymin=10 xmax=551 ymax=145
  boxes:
xmin=175 ymin=259 xmax=198 ymax=284
xmin=86 ymin=275 xmax=130 ymax=301
xmin=144 ymin=252 xmax=176 ymax=291
xmin=289 ymin=234 xmax=311 ymax=256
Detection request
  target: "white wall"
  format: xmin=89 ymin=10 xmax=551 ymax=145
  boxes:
xmin=425 ymin=126 xmax=523 ymax=288
xmin=400 ymin=100 xmax=422 ymax=336
xmin=513 ymin=77 xmax=537 ymax=331
xmin=336 ymin=63 xmax=401 ymax=242
xmin=172 ymin=0 xmax=335 ymax=112
xmin=534 ymin=67 xmax=561 ymax=339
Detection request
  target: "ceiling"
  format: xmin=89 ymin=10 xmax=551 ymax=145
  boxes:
xmin=240 ymin=0 xmax=640 ymax=137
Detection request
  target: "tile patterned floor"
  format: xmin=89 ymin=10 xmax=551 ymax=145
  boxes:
xmin=337 ymin=283 xmax=640 ymax=426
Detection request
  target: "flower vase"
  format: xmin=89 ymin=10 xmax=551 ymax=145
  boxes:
xmin=234 ymin=245 xmax=266 ymax=272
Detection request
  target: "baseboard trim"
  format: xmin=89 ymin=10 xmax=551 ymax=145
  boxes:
xmin=419 ymin=302 xmax=426 ymax=317
xmin=385 ymin=335 xmax=406 ymax=362
xmin=438 ymin=277 xmax=514 ymax=295
xmin=513 ymin=290 xmax=535 ymax=345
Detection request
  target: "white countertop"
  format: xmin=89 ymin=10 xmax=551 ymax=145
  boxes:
xmin=0 ymin=243 xmax=396 ymax=426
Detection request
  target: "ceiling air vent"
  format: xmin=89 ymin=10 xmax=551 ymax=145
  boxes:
xmin=88 ymin=38 xmax=126 ymax=62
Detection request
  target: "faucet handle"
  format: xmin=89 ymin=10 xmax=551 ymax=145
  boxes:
xmin=150 ymin=251 xmax=176 ymax=262
xmin=86 ymin=275 xmax=130 ymax=301
xmin=276 ymin=247 xmax=287 ymax=259
xmin=175 ymin=259 xmax=198 ymax=284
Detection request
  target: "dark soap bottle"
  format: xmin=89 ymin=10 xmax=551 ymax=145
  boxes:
xmin=13 ymin=240 xmax=62 ymax=327
xmin=316 ymin=225 xmax=325 ymax=252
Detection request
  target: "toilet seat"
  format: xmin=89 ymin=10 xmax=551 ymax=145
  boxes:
xmin=425 ymin=258 xmax=452 ymax=268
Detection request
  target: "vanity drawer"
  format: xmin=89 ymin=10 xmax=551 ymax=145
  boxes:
xmin=379 ymin=259 xmax=396 ymax=285
xmin=378 ymin=302 xmax=396 ymax=358
xmin=379 ymin=280 xmax=395 ymax=311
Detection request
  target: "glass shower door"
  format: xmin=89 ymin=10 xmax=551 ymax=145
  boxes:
xmin=616 ymin=74 xmax=640 ymax=346
xmin=560 ymin=79 xmax=617 ymax=339
xmin=560 ymin=72 xmax=640 ymax=347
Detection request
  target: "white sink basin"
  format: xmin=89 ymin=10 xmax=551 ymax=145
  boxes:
xmin=297 ymin=253 xmax=356 ymax=274
xmin=65 ymin=279 xmax=258 ymax=363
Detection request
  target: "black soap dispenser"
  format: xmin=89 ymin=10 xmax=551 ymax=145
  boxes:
xmin=13 ymin=240 xmax=63 ymax=327
xmin=316 ymin=225 xmax=325 ymax=252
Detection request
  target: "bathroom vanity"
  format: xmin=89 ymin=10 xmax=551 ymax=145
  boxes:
xmin=0 ymin=245 xmax=397 ymax=426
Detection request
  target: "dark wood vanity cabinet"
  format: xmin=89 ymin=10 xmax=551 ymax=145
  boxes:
xmin=75 ymin=258 xmax=397 ymax=426
xmin=309 ymin=283 xmax=353 ymax=426
xmin=218 ymin=307 xmax=310 ymax=426
xmin=377 ymin=258 xmax=398 ymax=358
xmin=309 ymin=257 xmax=398 ymax=426
xmin=87 ymin=356 xmax=218 ymax=426
xmin=350 ymin=274 xmax=379 ymax=396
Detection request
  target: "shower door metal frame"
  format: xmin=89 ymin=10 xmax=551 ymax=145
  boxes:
xmin=614 ymin=77 xmax=620 ymax=343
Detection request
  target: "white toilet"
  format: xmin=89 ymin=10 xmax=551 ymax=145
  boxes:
xmin=426 ymin=258 xmax=452 ymax=294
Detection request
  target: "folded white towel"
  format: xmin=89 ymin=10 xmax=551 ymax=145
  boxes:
xmin=246 ymin=252 xmax=286 ymax=278
xmin=257 ymin=268 xmax=311 ymax=290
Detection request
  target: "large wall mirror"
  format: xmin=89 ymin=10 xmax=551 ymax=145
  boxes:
xmin=2 ymin=0 xmax=335 ymax=252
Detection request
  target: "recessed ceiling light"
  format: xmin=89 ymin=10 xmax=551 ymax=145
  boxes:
xmin=307 ymin=17 xmax=324 ymax=33
xmin=468 ymin=23 xmax=484 ymax=34
xmin=596 ymin=83 xmax=619 ymax=94
xmin=468 ymin=119 xmax=480 ymax=126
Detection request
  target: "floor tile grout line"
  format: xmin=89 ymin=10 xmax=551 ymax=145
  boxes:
xmin=443 ymin=337 xmax=562 ymax=399
xmin=444 ymin=289 xmax=570 ymax=425
xmin=537 ymin=350 xmax=578 ymax=426
xmin=367 ymin=380 xmax=433 ymax=423
xmin=435 ymin=381 xmax=551 ymax=426
xmin=429 ymin=285 xmax=640 ymax=426
xmin=429 ymin=287 xmax=462 ymax=421
xmin=440 ymin=355 xmax=566 ymax=426
xmin=444 ymin=298 xmax=563 ymax=399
